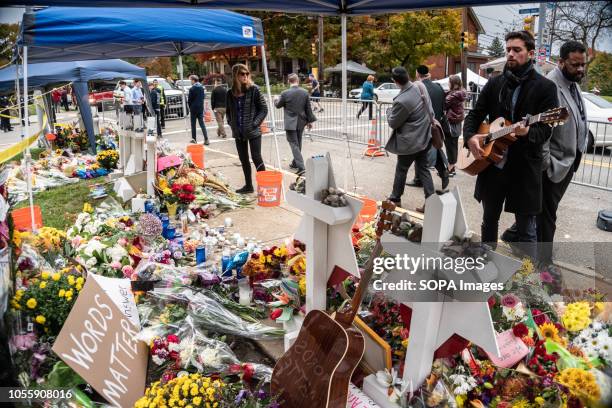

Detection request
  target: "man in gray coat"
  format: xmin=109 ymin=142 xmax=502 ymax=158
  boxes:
xmin=539 ymin=41 xmax=588 ymax=266
xmin=275 ymin=74 xmax=317 ymax=174
xmin=385 ymin=66 xmax=434 ymax=210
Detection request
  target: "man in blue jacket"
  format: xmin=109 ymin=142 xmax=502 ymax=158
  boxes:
xmin=188 ymin=75 xmax=209 ymax=145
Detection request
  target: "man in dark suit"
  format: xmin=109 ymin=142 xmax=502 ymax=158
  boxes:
xmin=407 ymin=65 xmax=450 ymax=192
xmin=188 ymin=74 xmax=209 ymax=145
xmin=463 ymin=31 xmax=558 ymax=258
xmin=275 ymin=73 xmax=317 ymax=175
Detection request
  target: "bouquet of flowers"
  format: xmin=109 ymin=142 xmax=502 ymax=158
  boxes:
xmin=171 ymin=183 xmax=196 ymax=205
xmin=96 ymin=149 xmax=119 ymax=170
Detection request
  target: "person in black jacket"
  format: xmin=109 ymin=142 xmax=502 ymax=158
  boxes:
xmin=148 ymin=83 xmax=162 ymax=137
xmin=226 ymin=64 xmax=268 ymax=194
xmin=211 ymin=79 xmax=228 ymax=139
xmin=188 ymin=74 xmax=209 ymax=145
xmin=463 ymin=31 xmax=558 ymax=258
xmin=407 ymin=65 xmax=450 ymax=194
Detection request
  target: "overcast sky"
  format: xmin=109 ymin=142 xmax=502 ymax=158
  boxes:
xmin=2 ymin=3 xmax=611 ymax=53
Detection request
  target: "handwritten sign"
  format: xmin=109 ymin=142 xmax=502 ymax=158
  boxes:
xmin=347 ymin=384 xmax=380 ymax=408
xmin=53 ymin=275 xmax=147 ymax=407
xmin=485 ymin=329 xmax=529 ymax=368
xmin=156 ymin=155 xmax=182 ymax=172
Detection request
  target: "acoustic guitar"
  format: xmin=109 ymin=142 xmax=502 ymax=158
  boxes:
xmin=458 ymin=107 xmax=569 ymax=176
xmin=271 ymin=201 xmax=396 ymax=408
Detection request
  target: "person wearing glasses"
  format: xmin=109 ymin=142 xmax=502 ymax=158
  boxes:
xmin=226 ymin=64 xmax=269 ymax=194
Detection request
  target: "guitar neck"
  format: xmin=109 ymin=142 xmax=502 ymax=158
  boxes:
xmin=488 ymin=113 xmax=541 ymax=142
xmin=337 ymin=239 xmax=384 ymax=326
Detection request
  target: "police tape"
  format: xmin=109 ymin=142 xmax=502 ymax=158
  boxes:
xmin=0 ymin=111 xmax=48 ymax=164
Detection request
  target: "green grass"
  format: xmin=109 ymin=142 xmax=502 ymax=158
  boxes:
xmin=14 ymin=178 xmax=119 ymax=230
xmin=602 ymin=95 xmax=612 ymax=103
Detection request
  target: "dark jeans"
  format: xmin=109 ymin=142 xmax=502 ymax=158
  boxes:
xmin=537 ymin=167 xmax=575 ymax=265
xmin=357 ymin=101 xmax=373 ymax=120
xmin=286 ymin=128 xmax=305 ymax=170
xmin=154 ymin=109 xmax=162 ymax=137
xmin=160 ymin=105 xmax=165 ymax=128
xmin=190 ymin=111 xmax=208 ymax=141
xmin=446 ymin=122 xmax=461 ymax=165
xmin=480 ymin=167 xmax=537 ymax=258
xmin=390 ymin=146 xmax=434 ymax=202
xmin=415 ymin=146 xmax=448 ymax=182
xmin=235 ymin=136 xmax=265 ymax=188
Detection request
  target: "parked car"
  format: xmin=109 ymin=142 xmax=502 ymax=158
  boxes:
xmin=175 ymin=79 xmax=192 ymax=92
xmin=582 ymin=92 xmax=612 ymax=151
xmin=348 ymin=82 xmax=401 ymax=103
xmin=88 ymin=81 xmax=116 ymax=111
xmin=115 ymin=77 xmax=187 ymax=118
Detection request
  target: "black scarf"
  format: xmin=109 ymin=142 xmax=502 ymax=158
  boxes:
xmin=499 ymin=59 xmax=534 ymax=116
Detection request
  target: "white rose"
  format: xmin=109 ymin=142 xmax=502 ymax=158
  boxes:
xmin=83 ymin=239 xmax=106 ymax=257
xmin=86 ymin=257 xmax=97 ymax=267
xmin=107 ymin=245 xmax=128 ymax=263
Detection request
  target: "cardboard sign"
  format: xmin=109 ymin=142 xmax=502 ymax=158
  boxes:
xmin=347 ymin=384 xmax=380 ymax=408
xmin=90 ymin=274 xmax=140 ymax=328
xmin=53 ymin=274 xmax=148 ymax=408
xmin=485 ymin=329 xmax=529 ymax=368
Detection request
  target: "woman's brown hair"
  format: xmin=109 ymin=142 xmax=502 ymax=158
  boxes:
xmin=231 ymin=63 xmax=253 ymax=95
xmin=449 ymin=75 xmax=463 ymax=91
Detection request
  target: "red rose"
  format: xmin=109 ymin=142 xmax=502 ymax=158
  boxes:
xmin=183 ymin=184 xmax=194 ymax=193
xmin=487 ymin=296 xmax=496 ymax=308
xmin=532 ymin=309 xmax=548 ymax=325
xmin=512 ymin=323 xmax=529 ymax=338
xmin=270 ymin=308 xmax=283 ymax=320
xmin=167 ymin=334 xmax=179 ymax=343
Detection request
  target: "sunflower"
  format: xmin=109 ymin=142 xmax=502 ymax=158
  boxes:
xmin=539 ymin=322 xmax=562 ymax=343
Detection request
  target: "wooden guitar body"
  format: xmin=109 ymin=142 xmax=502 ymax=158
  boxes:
xmin=459 ymin=117 xmax=517 ymax=176
xmin=271 ymin=310 xmax=365 ymax=408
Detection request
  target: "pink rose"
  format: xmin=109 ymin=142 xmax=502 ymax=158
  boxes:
xmin=501 ymin=294 xmax=520 ymax=308
xmin=110 ymin=261 xmax=122 ymax=270
xmin=122 ymin=265 xmax=134 ymax=278
xmin=539 ymin=271 xmax=554 ymax=283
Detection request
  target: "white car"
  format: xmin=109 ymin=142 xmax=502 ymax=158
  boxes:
xmin=349 ymin=82 xmax=401 ymax=103
xmin=115 ymin=77 xmax=187 ymax=118
xmin=582 ymin=92 xmax=612 ymax=151
xmin=175 ymin=79 xmax=192 ymax=92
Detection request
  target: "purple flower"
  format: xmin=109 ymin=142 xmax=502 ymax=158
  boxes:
xmin=540 ymin=271 xmax=554 ymax=283
xmin=235 ymin=389 xmax=249 ymax=404
xmin=11 ymin=333 xmax=37 ymax=351
xmin=256 ymin=389 xmax=267 ymax=399
xmin=268 ymin=402 xmax=280 ymax=408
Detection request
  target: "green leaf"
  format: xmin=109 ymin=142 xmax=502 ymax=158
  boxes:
xmin=46 ymin=361 xmax=86 ymax=389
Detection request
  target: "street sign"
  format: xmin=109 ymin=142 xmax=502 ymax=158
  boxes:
xmin=519 ymin=8 xmax=540 ymax=14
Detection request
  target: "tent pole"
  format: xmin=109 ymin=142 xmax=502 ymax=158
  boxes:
xmin=178 ymin=54 xmax=189 ymax=140
xmin=341 ymin=13 xmax=348 ymax=191
xmin=23 ymin=45 xmax=36 ymax=232
xmin=260 ymin=44 xmax=285 ymax=198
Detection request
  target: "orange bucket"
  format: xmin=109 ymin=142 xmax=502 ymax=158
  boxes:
xmin=256 ymin=170 xmax=283 ymax=207
xmin=11 ymin=206 xmax=43 ymax=231
xmin=186 ymin=144 xmax=205 ymax=169
xmin=355 ymin=196 xmax=378 ymax=228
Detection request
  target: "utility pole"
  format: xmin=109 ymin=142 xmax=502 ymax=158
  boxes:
xmin=318 ymin=15 xmax=324 ymax=80
xmin=536 ymin=2 xmax=547 ymax=71
xmin=461 ymin=7 xmax=468 ymax=86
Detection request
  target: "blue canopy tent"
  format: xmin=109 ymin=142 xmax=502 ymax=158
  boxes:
xmin=0 ymin=59 xmax=147 ymax=148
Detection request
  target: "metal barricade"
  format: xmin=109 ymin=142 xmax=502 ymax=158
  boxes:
xmin=572 ymin=120 xmax=612 ymax=191
xmin=163 ymin=94 xmax=187 ymax=119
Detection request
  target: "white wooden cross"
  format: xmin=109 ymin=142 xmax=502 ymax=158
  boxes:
xmin=285 ymin=153 xmax=363 ymax=312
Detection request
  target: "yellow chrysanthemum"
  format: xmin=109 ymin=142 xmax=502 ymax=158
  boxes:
xmin=41 ymin=271 xmax=50 ymax=280
xmin=512 ymin=399 xmax=531 ymax=408
xmin=26 ymin=298 xmax=37 ymax=309
xmin=76 ymin=277 xmax=84 ymax=285
xmin=35 ymin=315 xmax=46 ymax=324
xmin=298 ymin=276 xmax=306 ymax=296
xmin=39 ymin=281 xmax=47 ymax=289
xmin=68 ymin=275 xmax=76 ymax=286
xmin=76 ymin=283 xmax=83 ymax=291
xmin=58 ymin=289 xmax=65 ymax=297
xmin=51 ymin=272 xmax=61 ymax=281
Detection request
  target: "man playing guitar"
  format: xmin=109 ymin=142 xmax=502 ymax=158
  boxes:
xmin=463 ymin=30 xmax=558 ymax=256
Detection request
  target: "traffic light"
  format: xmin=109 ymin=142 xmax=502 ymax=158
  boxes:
xmin=523 ymin=16 xmax=535 ymax=33
xmin=311 ymin=42 xmax=316 ymax=56
xmin=460 ymin=31 xmax=468 ymax=49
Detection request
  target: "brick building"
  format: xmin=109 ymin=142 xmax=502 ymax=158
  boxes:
xmin=425 ymin=8 xmax=490 ymax=80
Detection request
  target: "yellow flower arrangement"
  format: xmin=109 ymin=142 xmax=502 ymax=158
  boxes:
xmin=562 ymin=302 xmax=592 ymax=332
xmin=135 ymin=374 xmax=224 ymax=408
xmin=96 ymin=149 xmax=120 ymax=170
xmin=32 ymin=227 xmax=66 ymax=253
xmin=556 ymin=368 xmax=601 ymax=401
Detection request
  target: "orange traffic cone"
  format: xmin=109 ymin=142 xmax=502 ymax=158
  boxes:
xmin=363 ymin=119 xmax=385 ymax=158
xmin=260 ymin=121 xmax=270 ymax=134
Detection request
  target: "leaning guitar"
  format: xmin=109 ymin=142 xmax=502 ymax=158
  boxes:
xmin=271 ymin=201 xmax=396 ymax=408
xmin=458 ymin=107 xmax=569 ymax=176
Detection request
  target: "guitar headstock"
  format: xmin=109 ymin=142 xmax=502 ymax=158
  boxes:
xmin=375 ymin=200 xmax=396 ymax=238
xmin=539 ymin=107 xmax=570 ymax=127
